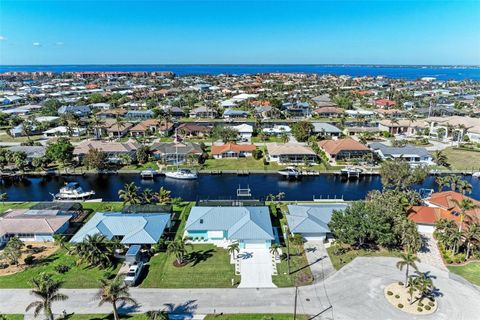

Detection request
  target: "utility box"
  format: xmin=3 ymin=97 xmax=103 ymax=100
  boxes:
xmin=125 ymin=245 xmax=141 ymax=264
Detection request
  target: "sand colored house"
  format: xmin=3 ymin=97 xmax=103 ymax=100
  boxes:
xmin=318 ymin=139 xmax=370 ymax=161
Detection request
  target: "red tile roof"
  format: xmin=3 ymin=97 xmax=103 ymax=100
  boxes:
xmin=407 ymin=206 xmax=460 ymax=225
xmin=318 ymin=139 xmax=369 ymax=156
xmin=211 ymin=143 xmax=256 ymax=155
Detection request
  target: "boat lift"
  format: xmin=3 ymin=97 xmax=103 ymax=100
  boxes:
xmin=236 ymin=185 xmax=252 ymax=197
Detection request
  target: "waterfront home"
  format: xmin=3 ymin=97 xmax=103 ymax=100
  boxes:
xmin=9 ymin=123 xmax=40 ymax=137
xmin=185 ymin=206 xmax=274 ymax=249
xmin=57 ymin=105 xmax=91 ymax=116
xmin=286 ymin=203 xmax=349 ymax=241
xmin=312 ymin=95 xmax=337 ymax=108
xmin=254 ymin=105 xmax=273 ymax=119
xmin=318 ymin=139 xmax=370 ymax=161
xmin=129 ymin=119 xmax=173 ymax=137
xmin=282 ymin=101 xmax=311 ymax=118
xmin=373 ymin=99 xmax=396 ymax=108
xmin=312 ymin=123 xmax=342 ymax=137
xmin=70 ymin=212 xmax=171 ymax=246
xmin=313 ymin=107 xmax=344 ymax=118
xmin=43 ymin=126 xmax=86 ymax=138
xmin=6 ymin=145 xmax=46 ymax=163
xmin=211 ymin=143 xmax=256 ymax=159
xmin=345 ymin=110 xmax=374 ymax=118
xmin=73 ymin=139 xmax=140 ymax=163
xmin=177 ymin=123 xmax=212 ymax=137
xmin=262 ymin=125 xmax=291 ymax=135
xmin=425 ymin=191 xmax=480 ymax=222
xmin=166 ymin=106 xmax=185 ymax=118
xmin=230 ymin=123 xmax=253 ymax=141
xmin=378 ymin=119 xmax=428 ymax=136
xmin=125 ymin=110 xmax=154 ymax=120
xmin=0 ymin=208 xmax=73 ymax=246
xmin=407 ymin=206 xmax=460 ymax=234
xmin=368 ymin=142 xmax=433 ymax=165
xmin=223 ymin=109 xmax=249 ymax=119
xmin=189 ymin=106 xmax=218 ymax=118
xmin=106 ymin=122 xmax=134 ymax=138
xmin=96 ymin=108 xmax=127 ymax=119
xmin=266 ymin=143 xmax=317 ymax=164
xmin=150 ymin=142 xmax=202 ymax=164
xmin=424 ymin=116 xmax=480 ymax=142
xmin=374 ymin=109 xmax=404 ymax=118
xmin=343 ymin=126 xmax=381 ymax=137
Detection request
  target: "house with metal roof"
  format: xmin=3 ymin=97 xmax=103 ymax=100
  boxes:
xmin=286 ymin=203 xmax=349 ymax=241
xmin=312 ymin=123 xmax=342 ymax=137
xmin=368 ymin=142 xmax=433 ymax=165
xmin=70 ymin=212 xmax=171 ymax=246
xmin=185 ymin=206 xmax=274 ymax=249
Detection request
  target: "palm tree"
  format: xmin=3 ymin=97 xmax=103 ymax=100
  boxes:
xmin=70 ymin=234 xmax=116 ymax=268
xmin=432 ymin=150 xmax=450 ymax=168
xmin=53 ymin=234 xmax=67 ymax=249
xmin=410 ymin=271 xmax=435 ymax=304
xmin=454 ymin=199 xmax=479 ymax=231
xmin=90 ymin=115 xmax=104 ymax=140
xmin=167 ymin=238 xmax=192 ymax=265
xmin=227 ymin=242 xmax=240 ymax=259
xmin=146 ymin=310 xmax=169 ymax=320
xmin=141 ymin=188 xmax=156 ymax=204
xmin=396 ymin=249 xmax=420 ymax=287
xmin=462 ymin=223 xmax=480 ymax=260
xmin=96 ymin=276 xmax=138 ymax=320
xmin=269 ymin=243 xmax=281 ymax=259
xmin=280 ymin=133 xmax=289 ymax=143
xmin=157 ymin=187 xmax=172 ymax=205
xmin=447 ymin=175 xmax=462 ymax=193
xmin=449 ymin=229 xmax=463 ymax=254
xmin=0 ymin=192 xmax=7 ymax=205
xmin=118 ymin=182 xmax=140 ymax=206
xmin=435 ymin=176 xmax=449 ymax=192
xmin=457 ymin=180 xmax=473 ymax=195
xmin=25 ymin=273 xmax=69 ymax=320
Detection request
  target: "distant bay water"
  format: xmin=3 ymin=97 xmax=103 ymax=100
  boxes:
xmin=1 ymin=65 xmax=480 ymax=81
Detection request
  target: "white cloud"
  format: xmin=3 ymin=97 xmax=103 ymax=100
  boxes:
xmin=0 ymin=36 xmax=6 ymax=41
xmin=32 ymin=42 xmax=41 ymax=47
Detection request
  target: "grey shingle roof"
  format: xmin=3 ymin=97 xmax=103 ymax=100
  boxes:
xmin=369 ymin=142 xmax=430 ymax=158
xmin=286 ymin=204 xmax=349 ymax=234
xmin=186 ymin=206 xmax=274 ymax=241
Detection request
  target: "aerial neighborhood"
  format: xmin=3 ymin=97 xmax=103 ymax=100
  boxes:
xmin=0 ymin=70 xmax=480 ymax=319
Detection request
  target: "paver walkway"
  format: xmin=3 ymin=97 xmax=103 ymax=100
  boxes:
xmin=417 ymin=233 xmax=448 ymax=271
xmin=304 ymin=240 xmax=335 ymax=282
xmin=237 ymin=249 xmax=276 ymax=288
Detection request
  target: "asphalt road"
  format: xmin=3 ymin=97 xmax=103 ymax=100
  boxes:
xmin=1 ymin=257 xmax=479 ymax=319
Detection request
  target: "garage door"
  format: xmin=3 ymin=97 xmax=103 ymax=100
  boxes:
xmin=302 ymin=233 xmax=326 ymax=241
xmin=244 ymin=240 xmax=266 ymax=249
xmin=417 ymin=224 xmax=434 ymax=234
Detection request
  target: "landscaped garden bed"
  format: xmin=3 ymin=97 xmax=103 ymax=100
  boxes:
xmin=384 ymin=282 xmax=437 ymax=315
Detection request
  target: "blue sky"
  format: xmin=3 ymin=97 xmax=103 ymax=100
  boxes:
xmin=0 ymin=0 xmax=479 ymax=65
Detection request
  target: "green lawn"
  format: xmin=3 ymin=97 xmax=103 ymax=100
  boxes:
xmin=0 ymin=249 xmax=120 ymax=289
xmin=251 ymin=136 xmax=286 ymax=143
xmin=121 ymin=161 xmax=159 ymax=171
xmin=0 ymin=131 xmax=43 ymax=142
xmin=141 ymin=244 xmax=239 ymax=288
xmin=1 ymin=315 xmax=24 ymax=320
xmin=203 ymin=158 xmax=285 ymax=171
xmin=205 ymin=314 xmax=308 ymax=320
xmin=62 ymin=315 xmax=146 ymax=320
xmin=326 ymin=245 xmax=402 ymax=270
xmin=448 ymin=262 xmax=480 ymax=286
xmin=442 ymin=148 xmax=480 ymax=170
xmin=273 ymin=244 xmax=314 ymax=287
xmin=0 ymin=202 xmax=36 ymax=214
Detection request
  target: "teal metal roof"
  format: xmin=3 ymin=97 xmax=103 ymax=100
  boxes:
xmin=186 ymin=206 xmax=274 ymax=241
xmin=70 ymin=212 xmax=170 ymax=245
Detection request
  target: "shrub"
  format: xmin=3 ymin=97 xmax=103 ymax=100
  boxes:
xmin=26 ymin=244 xmax=33 ymax=249
xmin=387 ymin=291 xmax=393 ymax=296
xmin=0 ymin=263 xmax=9 ymax=269
xmin=417 ymin=307 xmax=423 ymax=312
xmin=395 ymin=294 xmax=400 ymax=299
xmin=23 ymin=254 xmax=35 ymax=265
xmin=55 ymin=264 xmax=70 ymax=274
xmin=418 ymin=302 xmax=424 ymax=307
xmin=398 ymin=281 xmax=404 ymax=286
xmin=397 ymin=304 xmax=404 ymax=309
xmin=425 ymin=305 xmax=431 ymax=311
xmin=428 ymin=301 xmax=435 ymax=307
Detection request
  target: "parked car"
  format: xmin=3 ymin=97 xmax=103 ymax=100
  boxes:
xmin=124 ymin=262 xmax=144 ymax=286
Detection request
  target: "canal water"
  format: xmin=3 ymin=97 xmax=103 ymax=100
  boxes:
xmin=0 ymin=174 xmax=479 ymax=202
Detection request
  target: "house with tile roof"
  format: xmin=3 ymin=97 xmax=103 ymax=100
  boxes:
xmin=150 ymin=142 xmax=202 ymax=164
xmin=185 ymin=206 xmax=274 ymax=249
xmin=73 ymin=140 xmax=140 ymax=163
xmin=211 ymin=143 xmax=256 ymax=159
xmin=266 ymin=143 xmax=317 ymax=164
xmin=0 ymin=209 xmax=73 ymax=247
xmin=407 ymin=206 xmax=460 ymax=234
xmin=318 ymin=139 xmax=370 ymax=161
xmin=286 ymin=203 xmax=348 ymax=240
xmin=129 ymin=120 xmax=173 ymax=137
xmin=70 ymin=212 xmax=171 ymax=246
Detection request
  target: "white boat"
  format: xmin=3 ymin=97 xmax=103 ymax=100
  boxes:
xmin=472 ymin=172 xmax=480 ymax=178
xmin=53 ymin=182 xmax=96 ymax=201
xmin=165 ymin=168 xmax=198 ymax=180
xmin=140 ymin=168 xmax=156 ymax=179
xmin=278 ymin=166 xmax=301 ymax=178
xmin=164 ymin=128 xmax=198 ymax=180
xmin=340 ymin=167 xmax=363 ymax=178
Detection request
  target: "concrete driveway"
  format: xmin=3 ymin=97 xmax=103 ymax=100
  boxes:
xmin=237 ymin=249 xmax=276 ymax=288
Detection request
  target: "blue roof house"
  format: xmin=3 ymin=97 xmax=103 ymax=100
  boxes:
xmin=70 ymin=212 xmax=171 ymax=246
xmin=286 ymin=204 xmax=349 ymax=240
xmin=185 ymin=206 xmax=274 ymax=249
